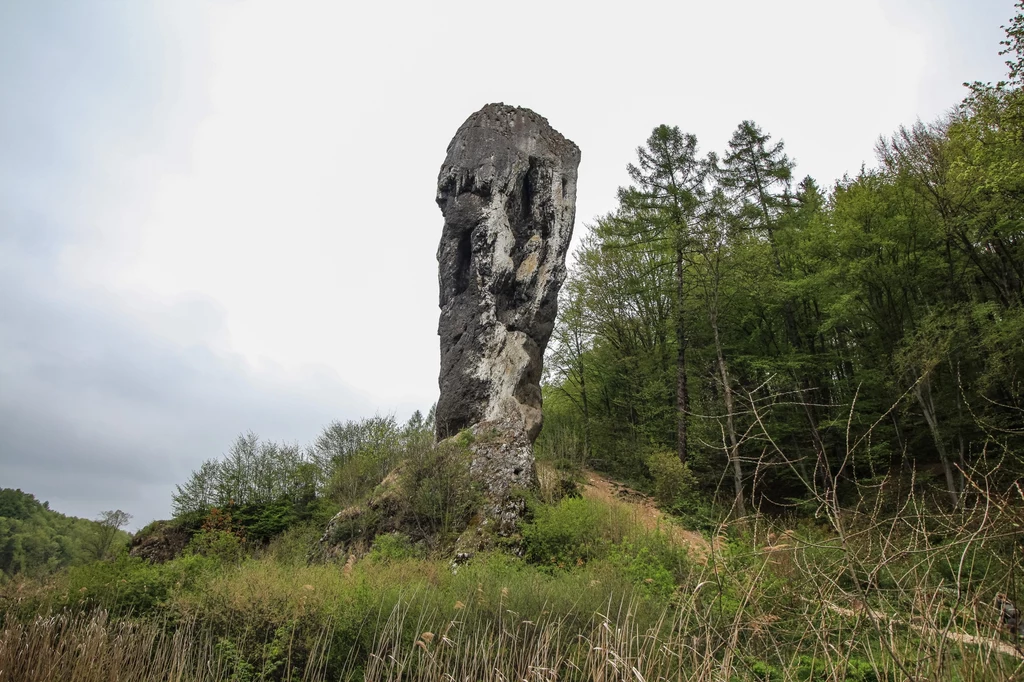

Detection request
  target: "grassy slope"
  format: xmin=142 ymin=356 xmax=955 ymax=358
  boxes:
xmin=2 ymin=467 xmax=1023 ymax=681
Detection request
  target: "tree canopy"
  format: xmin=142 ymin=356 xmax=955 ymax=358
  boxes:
xmin=0 ymin=489 xmax=129 ymax=579
xmin=539 ymin=3 xmax=1024 ymax=512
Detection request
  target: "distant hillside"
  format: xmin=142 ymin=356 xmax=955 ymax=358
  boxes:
xmin=0 ymin=488 xmax=130 ymax=579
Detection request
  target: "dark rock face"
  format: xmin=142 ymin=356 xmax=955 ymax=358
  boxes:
xmin=128 ymin=520 xmax=190 ymax=563
xmin=435 ymin=103 xmax=580 ymax=499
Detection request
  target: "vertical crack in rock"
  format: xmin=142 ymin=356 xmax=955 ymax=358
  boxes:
xmin=435 ymin=103 xmax=580 ymax=514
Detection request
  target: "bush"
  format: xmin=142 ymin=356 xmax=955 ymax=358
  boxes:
xmin=262 ymin=522 xmax=323 ymax=565
xmin=610 ymin=532 xmax=692 ymax=599
xmin=170 ymin=415 xmax=430 ymax=548
xmin=183 ymin=508 xmax=246 ymax=564
xmin=320 ymin=440 xmax=481 ymax=555
xmin=521 ymin=498 xmax=607 ymax=568
xmin=63 ymin=552 xmax=213 ymax=617
xmin=367 ymin=532 xmax=419 ymax=563
xmin=327 ymin=449 xmax=396 ymax=509
xmin=232 ymin=501 xmax=298 ymax=544
xmin=646 ymin=451 xmax=699 ymax=513
xmin=398 ymin=441 xmax=480 ymax=548
xmin=187 ymin=530 xmax=244 ymax=564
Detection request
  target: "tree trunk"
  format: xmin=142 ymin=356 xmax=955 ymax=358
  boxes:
xmin=675 ymin=245 xmax=689 ymax=465
xmin=798 ymin=379 xmax=830 ymax=493
xmin=578 ymin=346 xmax=591 ymax=459
xmin=912 ymin=378 xmax=960 ymax=507
xmin=712 ymin=308 xmax=745 ymax=517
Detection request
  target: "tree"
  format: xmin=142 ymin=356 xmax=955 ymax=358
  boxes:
xmin=172 ymin=459 xmax=219 ymax=517
xmin=1000 ymin=0 xmax=1024 ymax=86
xmin=85 ymin=509 xmax=131 ymax=561
xmin=720 ymin=120 xmax=794 ymax=269
xmin=577 ymin=218 xmax=676 ymax=468
xmin=617 ymin=125 xmax=709 ymax=464
xmin=546 ymin=276 xmax=593 ymax=457
xmin=691 ymin=188 xmax=748 ymax=516
xmin=719 ymin=121 xmax=839 ymax=489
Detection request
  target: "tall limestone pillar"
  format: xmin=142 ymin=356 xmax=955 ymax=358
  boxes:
xmin=435 ymin=103 xmax=580 ymax=506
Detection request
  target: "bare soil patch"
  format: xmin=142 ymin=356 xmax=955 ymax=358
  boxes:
xmin=579 ymin=469 xmax=713 ymax=560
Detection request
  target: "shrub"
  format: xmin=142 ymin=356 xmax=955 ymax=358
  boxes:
xmin=232 ymin=501 xmax=298 ymax=544
xmin=617 ymin=545 xmax=676 ymax=598
xmin=327 ymin=449 xmax=396 ymax=509
xmin=367 ymin=533 xmax=418 ymax=563
xmin=187 ymin=530 xmax=244 ymax=564
xmin=610 ymin=532 xmax=692 ymax=599
xmin=184 ymin=507 xmax=246 ymax=563
xmin=646 ymin=451 xmax=699 ymax=513
xmin=398 ymin=441 xmax=480 ymax=547
xmin=262 ymin=522 xmax=323 ymax=565
xmin=521 ymin=497 xmax=606 ymax=568
xmin=62 ymin=553 xmax=213 ymax=617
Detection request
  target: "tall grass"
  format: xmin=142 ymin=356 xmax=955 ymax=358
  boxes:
xmin=4 ymin=529 xmax=1023 ymax=682
xmin=0 ymin=610 xmax=341 ymax=682
xmin=5 ymin=406 xmax=1024 ymax=680
xmin=0 ymin=611 xmax=229 ymax=682
xmin=350 ymin=522 xmax=1023 ymax=681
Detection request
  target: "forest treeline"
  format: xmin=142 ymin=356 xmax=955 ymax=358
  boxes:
xmin=168 ymin=411 xmax=438 ymax=542
xmin=540 ymin=9 xmax=1024 ymax=514
xmin=0 ymin=489 xmax=129 ymax=579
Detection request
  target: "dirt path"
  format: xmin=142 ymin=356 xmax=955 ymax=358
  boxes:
xmin=578 ymin=469 xmax=713 ymax=561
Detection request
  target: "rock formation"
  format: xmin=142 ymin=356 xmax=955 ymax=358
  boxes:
xmin=435 ymin=103 xmax=580 ymax=502
xmin=128 ymin=521 xmax=190 ymax=563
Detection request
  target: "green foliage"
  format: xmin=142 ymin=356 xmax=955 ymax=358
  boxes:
xmin=610 ymin=539 xmax=681 ymax=599
xmin=62 ymin=552 xmax=213 ymax=617
xmin=367 ymin=532 xmax=418 ymax=563
xmin=521 ymin=497 xmax=624 ymax=568
xmin=232 ymin=501 xmax=297 ymax=544
xmin=10 ymin=9 xmax=1024 ymax=682
xmin=325 ymin=439 xmax=481 ymax=553
xmin=542 ymin=4 xmax=1024 ymax=512
xmin=188 ymin=530 xmax=245 ymax=564
xmin=261 ymin=521 xmax=323 ymax=566
xmin=533 ymin=395 xmax=588 ymax=468
xmin=213 ymin=637 xmax=258 ymax=682
xmin=169 ymin=412 xmax=435 ymax=552
xmin=0 ymin=488 xmax=43 ymax=520
xmin=398 ymin=441 xmax=480 ymax=547
xmin=323 ymin=416 xmax=408 ymax=507
xmin=5 ymin=474 xmax=1023 ymax=681
xmin=933 ymin=542 xmax=1001 ymax=592
xmin=83 ymin=509 xmax=132 ymax=561
xmin=645 ymin=451 xmax=698 ymax=512
xmin=0 ymin=489 xmax=129 ymax=579
xmin=325 ymin=507 xmax=381 ymax=550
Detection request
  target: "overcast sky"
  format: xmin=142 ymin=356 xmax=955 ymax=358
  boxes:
xmin=0 ymin=0 xmax=1015 ymax=526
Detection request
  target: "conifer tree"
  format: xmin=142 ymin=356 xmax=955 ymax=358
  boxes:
xmin=617 ymin=126 xmax=709 ymax=464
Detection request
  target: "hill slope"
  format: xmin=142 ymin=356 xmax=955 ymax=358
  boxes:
xmin=0 ymin=488 xmax=129 ymax=579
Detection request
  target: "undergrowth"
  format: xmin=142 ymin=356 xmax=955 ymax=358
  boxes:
xmin=4 ymin=472 xmax=1024 ymax=681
